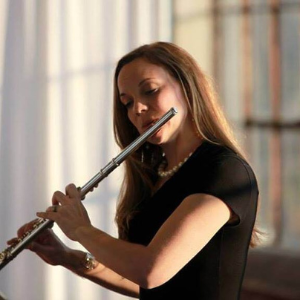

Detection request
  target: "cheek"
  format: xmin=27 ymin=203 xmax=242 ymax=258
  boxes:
xmin=127 ymin=112 xmax=139 ymax=132
xmin=127 ymin=113 xmax=135 ymax=127
xmin=168 ymin=83 xmax=187 ymax=109
xmin=169 ymin=96 xmax=187 ymax=116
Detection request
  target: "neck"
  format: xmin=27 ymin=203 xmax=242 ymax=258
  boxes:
xmin=162 ymin=136 xmax=203 ymax=170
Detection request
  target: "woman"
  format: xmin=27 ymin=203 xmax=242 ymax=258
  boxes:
xmin=9 ymin=42 xmax=259 ymax=299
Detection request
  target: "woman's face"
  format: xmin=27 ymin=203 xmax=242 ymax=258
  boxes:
xmin=117 ymin=58 xmax=190 ymax=145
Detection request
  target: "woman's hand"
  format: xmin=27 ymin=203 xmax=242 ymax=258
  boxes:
xmin=36 ymin=183 xmax=92 ymax=242
xmin=7 ymin=220 xmax=70 ymax=266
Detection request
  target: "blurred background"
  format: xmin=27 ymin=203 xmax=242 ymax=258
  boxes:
xmin=0 ymin=0 xmax=299 ymax=299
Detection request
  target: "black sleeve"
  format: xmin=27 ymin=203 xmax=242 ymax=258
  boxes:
xmin=200 ymin=155 xmax=258 ymax=224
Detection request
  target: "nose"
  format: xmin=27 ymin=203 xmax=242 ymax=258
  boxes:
xmin=134 ymin=100 xmax=147 ymax=115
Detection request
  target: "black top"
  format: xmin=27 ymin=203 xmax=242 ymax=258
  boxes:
xmin=128 ymin=141 xmax=259 ymax=300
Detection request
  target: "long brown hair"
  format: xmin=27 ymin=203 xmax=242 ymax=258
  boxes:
xmin=113 ymin=41 xmax=259 ymax=247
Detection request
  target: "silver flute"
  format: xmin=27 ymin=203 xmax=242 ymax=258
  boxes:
xmin=0 ymin=107 xmax=178 ymax=271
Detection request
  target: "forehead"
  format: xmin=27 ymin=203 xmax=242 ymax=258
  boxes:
xmin=117 ymin=58 xmax=169 ymax=89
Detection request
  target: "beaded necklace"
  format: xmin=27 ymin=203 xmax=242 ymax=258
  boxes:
xmin=157 ymin=152 xmax=193 ymax=178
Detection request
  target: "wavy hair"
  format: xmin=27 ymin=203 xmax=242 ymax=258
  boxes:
xmin=113 ymin=42 xmax=259 ymax=247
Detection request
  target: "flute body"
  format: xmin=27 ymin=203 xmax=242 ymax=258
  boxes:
xmin=0 ymin=107 xmax=178 ymax=271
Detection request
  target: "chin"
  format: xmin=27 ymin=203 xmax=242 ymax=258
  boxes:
xmin=148 ymin=129 xmax=164 ymax=145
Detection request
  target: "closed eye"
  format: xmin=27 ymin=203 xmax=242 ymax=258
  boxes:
xmin=124 ymin=101 xmax=133 ymax=109
xmin=145 ymin=88 xmax=158 ymax=95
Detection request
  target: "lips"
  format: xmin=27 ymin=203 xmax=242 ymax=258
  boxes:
xmin=142 ymin=119 xmax=158 ymax=130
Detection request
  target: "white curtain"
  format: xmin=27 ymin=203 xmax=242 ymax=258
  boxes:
xmin=0 ymin=1 xmax=172 ymax=299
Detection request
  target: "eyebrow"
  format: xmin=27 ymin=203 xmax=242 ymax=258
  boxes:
xmin=138 ymin=78 xmax=154 ymax=87
xmin=119 ymin=78 xmax=155 ymax=98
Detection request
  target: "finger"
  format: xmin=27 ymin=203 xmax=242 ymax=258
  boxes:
xmin=16 ymin=220 xmax=37 ymax=237
xmin=65 ymin=183 xmax=81 ymax=199
xmin=77 ymin=187 xmax=86 ymax=200
xmin=36 ymin=211 xmax=57 ymax=221
xmin=27 ymin=241 xmax=36 ymax=251
xmin=52 ymin=190 xmax=68 ymax=206
xmin=27 ymin=241 xmax=48 ymax=252
xmin=7 ymin=237 xmax=33 ymax=250
xmin=7 ymin=237 xmax=20 ymax=245
xmin=46 ymin=205 xmax=59 ymax=213
xmin=28 ymin=241 xmax=47 ymax=252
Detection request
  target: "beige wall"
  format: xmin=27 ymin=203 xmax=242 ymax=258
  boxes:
xmin=173 ymin=0 xmax=214 ymax=75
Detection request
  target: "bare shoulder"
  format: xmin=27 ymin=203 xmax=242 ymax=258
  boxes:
xmin=175 ymin=193 xmax=232 ymax=228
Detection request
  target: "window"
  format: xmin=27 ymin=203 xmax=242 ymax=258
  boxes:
xmin=173 ymin=0 xmax=300 ymax=250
